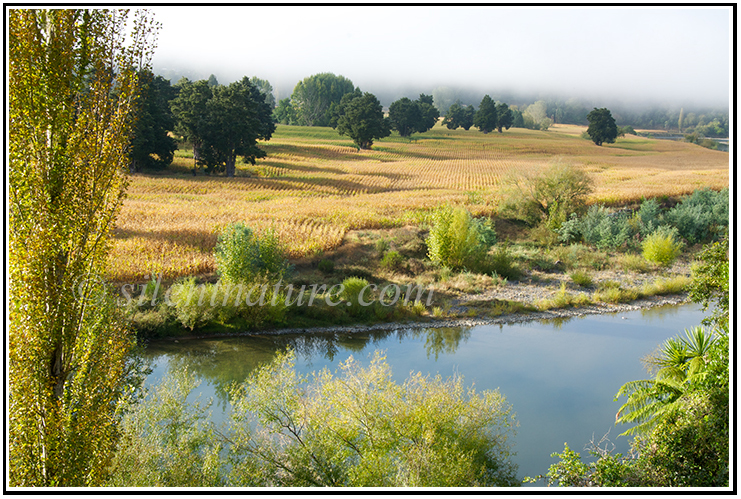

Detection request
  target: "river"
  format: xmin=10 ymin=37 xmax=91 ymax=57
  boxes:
xmin=140 ymin=302 xmax=707 ymax=486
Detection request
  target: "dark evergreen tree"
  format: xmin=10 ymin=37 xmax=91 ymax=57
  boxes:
xmin=586 ymin=108 xmax=618 ymax=146
xmin=334 ymin=90 xmax=390 ymax=150
xmin=388 ymin=97 xmax=420 ymax=137
xmin=389 ymin=94 xmax=440 ymax=138
xmin=171 ymin=78 xmax=212 ymax=172
xmin=474 ymin=95 xmax=498 ymax=134
xmin=129 ymin=70 xmax=177 ymax=172
xmin=496 ymin=103 xmax=513 ymax=133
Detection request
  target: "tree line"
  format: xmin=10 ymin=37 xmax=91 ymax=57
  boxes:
xmin=132 ymin=73 xmax=728 ymax=176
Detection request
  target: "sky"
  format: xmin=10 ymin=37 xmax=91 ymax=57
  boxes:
xmin=150 ymin=5 xmax=732 ymax=108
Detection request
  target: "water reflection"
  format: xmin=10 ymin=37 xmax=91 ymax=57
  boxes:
xmin=143 ymin=325 xmax=473 ymax=403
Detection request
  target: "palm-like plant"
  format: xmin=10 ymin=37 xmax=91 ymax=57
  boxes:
xmin=614 ymin=327 xmax=715 ymax=436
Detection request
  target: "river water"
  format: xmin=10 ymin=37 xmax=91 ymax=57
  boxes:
xmin=141 ymin=303 xmax=707 ymax=485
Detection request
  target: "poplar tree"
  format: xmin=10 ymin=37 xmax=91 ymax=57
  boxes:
xmin=9 ymin=9 xmax=157 ymax=486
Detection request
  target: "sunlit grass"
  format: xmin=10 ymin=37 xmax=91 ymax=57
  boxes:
xmin=109 ymin=123 xmax=728 ymax=282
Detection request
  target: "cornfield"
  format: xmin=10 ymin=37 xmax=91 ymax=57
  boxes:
xmin=108 ymin=123 xmax=728 ymax=282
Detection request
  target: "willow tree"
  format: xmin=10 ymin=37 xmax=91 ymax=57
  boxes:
xmin=9 ymin=9 xmax=157 ymax=486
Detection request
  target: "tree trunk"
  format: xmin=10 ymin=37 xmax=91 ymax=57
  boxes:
xmin=226 ymin=154 xmax=236 ymax=177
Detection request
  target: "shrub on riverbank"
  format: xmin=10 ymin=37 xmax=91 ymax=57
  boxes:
xmin=110 ymin=350 xmax=520 ymax=487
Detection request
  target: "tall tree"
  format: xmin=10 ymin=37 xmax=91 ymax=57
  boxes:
xmin=199 ymin=77 xmax=276 ymax=177
xmin=586 ymin=107 xmax=618 ymax=146
xmin=291 ymin=73 xmax=355 ymax=126
xmin=416 ymin=93 xmax=440 ymax=133
xmin=171 ymin=78 xmax=213 ymax=172
xmin=474 ymin=95 xmax=498 ymax=134
xmin=388 ymin=97 xmax=420 ymax=137
xmin=496 ymin=103 xmax=514 ymax=133
xmin=388 ymin=94 xmax=440 ymax=138
xmin=334 ymin=90 xmax=390 ymax=149
xmin=207 ymin=73 xmax=219 ymax=87
xmin=9 ymin=8 xmax=156 ymax=486
xmin=442 ymin=101 xmax=475 ymax=131
xmin=129 ymin=69 xmax=177 ymax=172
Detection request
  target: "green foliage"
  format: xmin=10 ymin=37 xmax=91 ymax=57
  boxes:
xmin=273 ymin=97 xmax=296 ymax=124
xmin=502 ymin=162 xmax=593 ymax=228
xmin=340 ymin=277 xmax=373 ymax=318
xmin=634 ymin=197 xmax=662 ymax=236
xmin=473 ymin=94 xmax=498 ymax=133
xmin=615 ymin=327 xmax=715 ymax=436
xmin=9 ymin=8 xmax=156 ymax=486
xmin=426 ymin=205 xmax=496 ymax=272
xmin=129 ymin=69 xmax=177 ymax=172
xmin=442 ymin=100 xmax=475 ymax=130
xmin=198 ymin=77 xmax=276 ymax=176
xmin=577 ymin=205 xmax=635 ymax=249
xmin=171 ymin=78 xmax=213 ymax=170
xmin=228 ymin=350 xmax=519 ymax=486
xmin=541 ymin=443 xmax=591 ymax=486
xmin=334 ymin=90 xmax=391 ymax=150
xmin=586 ymin=107 xmax=618 ymax=146
xmin=251 ymin=76 xmax=276 ymax=109
xmin=291 ymin=72 xmax=355 ymax=127
xmin=381 ymin=250 xmax=405 ymax=271
xmin=109 ymin=368 xmax=226 ymax=486
xmin=487 ymin=245 xmax=522 ymax=281
xmin=688 ymin=238 xmax=729 ymax=331
xmin=495 ymin=102 xmax=514 ymax=132
xmin=641 ymin=228 xmax=682 ymax=267
xmin=388 ymin=94 xmax=440 ymax=138
xmin=167 ymin=278 xmax=288 ymax=331
xmin=664 ymin=188 xmax=729 ymax=245
xmin=215 ymin=222 xmax=289 ymax=283
xmin=569 ymin=270 xmax=593 ymax=287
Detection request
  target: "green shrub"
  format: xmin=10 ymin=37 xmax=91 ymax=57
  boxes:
xmin=426 ymin=205 xmax=495 ymax=271
xmin=381 ymin=250 xmax=405 ymax=271
xmin=486 ymin=245 xmax=522 ymax=281
xmin=642 ymin=229 xmax=682 ymax=267
xmin=579 ymin=205 xmax=635 ymax=249
xmin=635 ymin=197 xmax=663 ymax=236
xmin=664 ymin=188 xmax=729 ymax=244
xmin=569 ymin=270 xmax=593 ymax=288
xmin=168 ymin=278 xmax=215 ymax=330
xmin=500 ymin=162 xmax=593 ymax=227
xmin=168 ymin=278 xmax=288 ymax=331
xmin=619 ymin=253 xmax=651 ymax=273
xmin=340 ymin=277 xmax=373 ymax=318
xmin=215 ymin=223 xmax=289 ymax=283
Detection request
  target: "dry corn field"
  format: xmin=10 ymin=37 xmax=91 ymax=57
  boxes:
xmin=108 ymin=123 xmax=729 ymax=282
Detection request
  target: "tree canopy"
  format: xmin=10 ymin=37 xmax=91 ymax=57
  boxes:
xmin=171 ymin=78 xmax=212 ymax=170
xmin=129 ymin=69 xmax=177 ymax=172
xmin=474 ymin=95 xmax=498 ymax=134
xmin=172 ymin=77 xmax=275 ymax=176
xmin=442 ymin=101 xmax=475 ymax=130
xmin=388 ymin=94 xmax=440 ymax=138
xmin=586 ymin=107 xmax=618 ymax=146
xmin=333 ymin=90 xmax=390 ymax=150
xmin=199 ymin=77 xmax=276 ymax=176
xmin=291 ymin=73 xmax=355 ymax=127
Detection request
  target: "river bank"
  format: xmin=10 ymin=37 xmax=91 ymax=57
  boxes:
xmin=157 ymin=292 xmax=690 ymax=342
